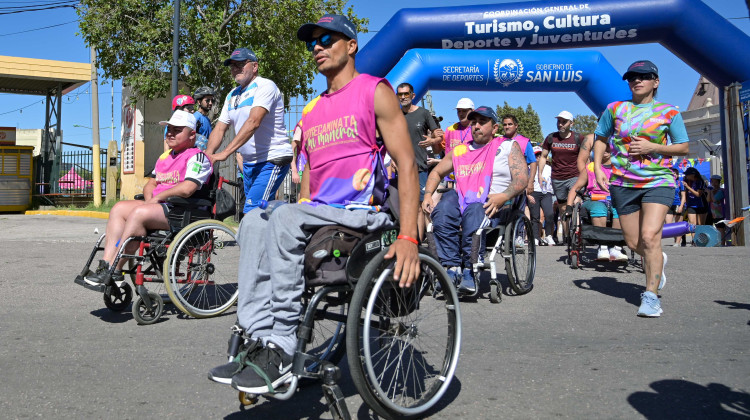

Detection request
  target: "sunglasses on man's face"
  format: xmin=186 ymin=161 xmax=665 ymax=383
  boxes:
xmin=626 ymin=73 xmax=658 ymax=83
xmin=306 ymin=33 xmax=336 ymax=51
xmin=396 ymin=92 xmax=412 ymax=98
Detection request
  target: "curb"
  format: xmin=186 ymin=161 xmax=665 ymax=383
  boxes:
xmin=25 ymin=210 xmax=109 ymax=219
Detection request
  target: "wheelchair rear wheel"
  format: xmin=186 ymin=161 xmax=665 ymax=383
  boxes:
xmin=165 ymin=220 xmax=240 ymax=318
xmin=346 ymin=249 xmax=461 ymax=419
xmin=505 ymin=213 xmax=535 ymax=295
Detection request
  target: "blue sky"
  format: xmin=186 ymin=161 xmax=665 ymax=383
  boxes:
xmin=0 ymin=0 xmax=748 ymax=150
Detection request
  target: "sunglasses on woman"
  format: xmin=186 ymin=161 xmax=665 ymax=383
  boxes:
xmin=626 ymin=73 xmax=658 ymax=83
xmin=306 ymin=33 xmax=336 ymax=51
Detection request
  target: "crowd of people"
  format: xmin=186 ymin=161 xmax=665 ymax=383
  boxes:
xmin=84 ymin=11 xmax=735 ymax=396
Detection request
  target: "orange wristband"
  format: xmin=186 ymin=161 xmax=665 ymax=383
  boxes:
xmin=397 ymin=234 xmax=419 ymax=245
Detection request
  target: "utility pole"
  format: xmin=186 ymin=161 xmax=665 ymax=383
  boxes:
xmin=171 ymin=0 xmax=181 ymax=98
xmin=91 ymin=46 xmax=102 ymax=207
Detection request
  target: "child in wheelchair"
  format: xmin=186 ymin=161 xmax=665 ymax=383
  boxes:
xmin=565 ymin=142 xmax=628 ymax=262
xmin=84 ymin=110 xmax=213 ymax=285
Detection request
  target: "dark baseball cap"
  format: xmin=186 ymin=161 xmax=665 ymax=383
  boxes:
xmin=297 ymin=14 xmax=358 ymax=42
xmin=622 ymin=60 xmax=658 ymax=80
xmin=223 ymin=48 xmax=258 ymax=66
xmin=467 ymin=106 xmax=498 ymax=123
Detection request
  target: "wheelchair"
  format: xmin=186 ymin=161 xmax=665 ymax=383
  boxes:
xmin=565 ymin=191 xmax=638 ymax=269
xmin=229 ymin=224 xmax=462 ymax=420
xmin=465 ymin=194 xmax=536 ymax=303
xmin=73 ymin=176 xmax=241 ymax=325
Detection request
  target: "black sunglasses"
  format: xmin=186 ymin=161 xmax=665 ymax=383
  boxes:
xmin=626 ymin=73 xmax=658 ymax=83
xmin=306 ymin=33 xmax=336 ymax=51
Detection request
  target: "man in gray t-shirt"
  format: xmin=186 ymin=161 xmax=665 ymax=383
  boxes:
xmin=397 ymin=82 xmax=444 ymax=239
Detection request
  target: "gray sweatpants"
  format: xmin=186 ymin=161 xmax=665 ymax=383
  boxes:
xmin=235 ymin=203 xmax=394 ymax=355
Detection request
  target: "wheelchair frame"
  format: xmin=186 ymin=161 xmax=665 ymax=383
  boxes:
xmin=565 ymin=196 xmax=638 ymax=269
xmin=468 ymin=194 xmax=536 ymax=302
xmin=73 ymin=177 xmax=241 ymax=324
xmin=230 ymin=228 xmax=462 ymax=420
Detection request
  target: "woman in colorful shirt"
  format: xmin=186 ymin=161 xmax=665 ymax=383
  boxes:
xmin=593 ymin=60 xmax=689 ymax=318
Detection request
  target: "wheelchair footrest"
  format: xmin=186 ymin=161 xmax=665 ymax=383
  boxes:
xmin=73 ymin=275 xmax=106 ymax=293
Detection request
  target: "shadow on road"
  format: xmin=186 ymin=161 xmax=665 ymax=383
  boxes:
xmin=573 ymin=276 xmax=645 ymax=307
xmin=628 ymin=379 xmax=750 ymax=419
xmin=715 ymin=300 xmax=750 ymax=326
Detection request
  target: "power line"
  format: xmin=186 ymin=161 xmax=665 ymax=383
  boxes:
xmin=0 ymin=100 xmax=44 ymax=116
xmin=0 ymin=19 xmax=76 ymax=37
xmin=0 ymin=1 xmax=77 ymax=16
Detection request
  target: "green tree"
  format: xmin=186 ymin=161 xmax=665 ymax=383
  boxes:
xmin=495 ymin=102 xmax=543 ymax=144
xmin=573 ymin=113 xmax=599 ymax=135
xmin=77 ymin=0 xmax=367 ymax=103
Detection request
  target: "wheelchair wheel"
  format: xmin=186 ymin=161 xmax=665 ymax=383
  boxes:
xmin=103 ymin=282 xmax=132 ymax=312
xmin=504 ymin=213 xmax=535 ymax=295
xmin=133 ymin=290 xmax=163 ymax=325
xmin=346 ymin=249 xmax=461 ymax=419
xmin=305 ymin=293 xmax=348 ymax=371
xmin=570 ymin=253 xmax=579 ymax=269
xmin=165 ymin=220 xmax=239 ymax=318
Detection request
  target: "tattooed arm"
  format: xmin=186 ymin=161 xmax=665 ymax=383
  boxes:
xmin=484 ymin=141 xmax=529 ymax=217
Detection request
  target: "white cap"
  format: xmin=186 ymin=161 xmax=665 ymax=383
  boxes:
xmin=455 ymin=98 xmax=475 ymax=109
xmin=556 ymin=110 xmax=574 ymax=121
xmin=159 ymin=110 xmax=197 ymax=131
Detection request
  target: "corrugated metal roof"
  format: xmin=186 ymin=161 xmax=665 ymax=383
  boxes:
xmin=0 ymin=55 xmax=90 ymax=96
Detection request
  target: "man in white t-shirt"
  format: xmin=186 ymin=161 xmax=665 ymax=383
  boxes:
xmin=206 ymin=47 xmax=293 ymax=213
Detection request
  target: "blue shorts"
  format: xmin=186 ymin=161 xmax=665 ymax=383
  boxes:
xmin=582 ymin=200 xmax=618 ymax=219
xmin=609 ymin=186 xmax=674 ymax=216
xmin=418 ymin=171 xmax=429 ymax=201
xmin=241 ymin=160 xmax=290 ymax=213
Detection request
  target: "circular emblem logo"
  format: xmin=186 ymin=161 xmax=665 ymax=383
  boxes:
xmin=494 ymin=59 xmax=524 ymax=87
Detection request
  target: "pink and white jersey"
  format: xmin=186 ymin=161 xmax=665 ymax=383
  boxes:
xmin=443 ymin=122 xmax=472 ymax=155
xmin=452 ymin=137 xmax=502 ymax=213
xmin=151 ymin=148 xmax=213 ymax=197
xmin=299 ymin=74 xmax=389 ymax=207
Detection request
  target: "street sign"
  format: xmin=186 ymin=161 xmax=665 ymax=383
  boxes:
xmin=740 ymin=80 xmax=750 ymax=102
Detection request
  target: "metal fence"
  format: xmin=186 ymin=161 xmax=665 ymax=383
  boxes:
xmin=34 ymin=148 xmax=118 ymax=205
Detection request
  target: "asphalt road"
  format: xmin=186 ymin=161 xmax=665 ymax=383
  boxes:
xmin=0 ymin=214 xmax=748 ymax=419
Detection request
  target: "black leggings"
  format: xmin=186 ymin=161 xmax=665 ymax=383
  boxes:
xmin=529 ymin=192 xmax=554 ymax=240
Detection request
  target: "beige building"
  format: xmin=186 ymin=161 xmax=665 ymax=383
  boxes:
xmin=681 ymin=76 xmax=722 ymax=176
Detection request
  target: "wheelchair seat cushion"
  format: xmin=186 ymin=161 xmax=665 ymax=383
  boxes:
xmin=580 ymin=224 xmax=627 ymax=247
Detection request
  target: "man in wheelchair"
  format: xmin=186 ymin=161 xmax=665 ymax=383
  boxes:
xmin=564 ymin=142 xmax=628 ymax=261
xmin=84 ymin=110 xmax=213 ymax=285
xmin=207 ymin=14 xmax=421 ymax=395
xmin=421 ymin=106 xmax=528 ymax=294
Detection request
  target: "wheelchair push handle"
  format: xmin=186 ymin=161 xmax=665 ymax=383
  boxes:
xmin=218 ymin=176 xmax=241 ymax=189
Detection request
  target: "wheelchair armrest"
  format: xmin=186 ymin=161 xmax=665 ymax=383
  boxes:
xmin=134 ymin=194 xmax=145 ymax=201
xmin=166 ymin=196 xmax=213 ymax=208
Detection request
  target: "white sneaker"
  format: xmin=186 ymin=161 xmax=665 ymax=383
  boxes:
xmin=544 ymin=235 xmax=555 ymax=246
xmin=534 ymin=238 xmax=539 ymax=246
xmin=659 ymin=252 xmax=667 ymax=291
xmin=596 ymin=246 xmax=610 ymax=261
xmin=514 ymin=237 xmax=525 ymax=248
xmin=609 ymin=246 xmax=628 ymax=261
xmin=672 ymin=242 xmax=680 ymax=247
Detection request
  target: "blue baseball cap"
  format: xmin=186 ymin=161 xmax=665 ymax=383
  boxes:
xmin=223 ymin=48 xmax=258 ymax=66
xmin=622 ymin=60 xmax=658 ymax=80
xmin=297 ymin=14 xmax=358 ymax=42
xmin=468 ymin=106 xmax=499 ymax=123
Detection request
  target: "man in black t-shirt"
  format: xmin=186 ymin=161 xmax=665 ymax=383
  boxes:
xmin=396 ymin=82 xmax=444 ymax=239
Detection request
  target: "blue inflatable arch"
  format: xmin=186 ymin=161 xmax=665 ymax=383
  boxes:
xmin=386 ymin=49 xmax=630 ymax=115
xmin=358 ymin=0 xmax=750 ymax=89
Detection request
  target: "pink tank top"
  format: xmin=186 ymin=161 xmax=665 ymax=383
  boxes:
xmin=299 ymin=74 xmax=388 ymax=207
xmin=152 ymin=148 xmax=205 ymax=197
xmin=452 ymin=137 xmax=502 ymax=213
